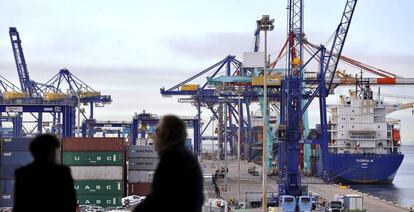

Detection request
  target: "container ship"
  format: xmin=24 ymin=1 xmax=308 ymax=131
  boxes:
xmin=323 ymin=85 xmax=404 ymax=183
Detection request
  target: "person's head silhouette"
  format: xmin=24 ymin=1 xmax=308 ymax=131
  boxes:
xmin=30 ymin=134 xmax=60 ymax=162
xmin=154 ymin=115 xmax=187 ymax=153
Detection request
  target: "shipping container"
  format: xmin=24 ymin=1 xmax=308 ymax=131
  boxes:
xmin=0 ymin=164 xmax=23 ymax=179
xmin=62 ymin=138 xmax=124 ymax=151
xmin=251 ymin=73 xmax=282 ymax=86
xmin=0 ymin=137 xmax=33 ymax=151
xmin=180 ymin=84 xmax=199 ymax=91
xmin=128 ymin=158 xmax=159 ymax=171
xmin=74 ymin=180 xmax=124 ymax=194
xmin=0 ymin=180 xmax=15 ymax=194
xmin=128 ymin=171 xmax=154 ymax=183
xmin=128 ymin=183 xmax=151 ymax=196
xmin=0 ymin=194 xmax=13 ymax=207
xmin=1 ymin=151 xmax=32 ymax=165
xmin=127 ymin=145 xmax=157 ymax=158
xmin=344 ymin=194 xmax=363 ymax=210
xmin=77 ymin=194 xmax=122 ymax=208
xmin=63 ymin=152 xmax=124 ymax=166
xmin=70 ymin=166 xmax=124 ymax=180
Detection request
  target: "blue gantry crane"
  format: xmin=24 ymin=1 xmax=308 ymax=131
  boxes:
xmin=42 ymin=68 xmax=112 ymax=121
xmin=277 ymin=0 xmax=357 ymax=196
xmin=160 ymin=19 xmax=287 ymax=160
xmin=2 ymin=27 xmax=112 ymax=138
xmin=5 ymin=27 xmax=77 ymax=137
xmin=160 ymin=56 xmax=251 ymax=157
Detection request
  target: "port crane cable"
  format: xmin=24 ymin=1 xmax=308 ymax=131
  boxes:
xmin=305 ymin=41 xmax=398 ymax=79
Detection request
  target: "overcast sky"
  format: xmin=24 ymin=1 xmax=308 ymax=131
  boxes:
xmin=0 ymin=0 xmax=413 ymax=143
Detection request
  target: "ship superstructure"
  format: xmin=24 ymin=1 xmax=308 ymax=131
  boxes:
xmin=325 ymin=85 xmax=404 ymax=183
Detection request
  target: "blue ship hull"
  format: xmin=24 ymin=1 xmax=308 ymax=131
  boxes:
xmin=325 ymin=153 xmax=404 ymax=183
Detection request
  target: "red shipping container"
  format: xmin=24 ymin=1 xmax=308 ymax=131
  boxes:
xmin=128 ymin=183 xmax=151 ymax=196
xmin=62 ymin=138 xmax=124 ymax=151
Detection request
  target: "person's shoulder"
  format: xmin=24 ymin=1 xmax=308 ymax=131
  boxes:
xmin=56 ymin=164 xmax=71 ymax=173
xmin=14 ymin=164 xmax=30 ymax=177
xmin=165 ymin=146 xmax=194 ymax=159
xmin=164 ymin=146 xmax=198 ymax=166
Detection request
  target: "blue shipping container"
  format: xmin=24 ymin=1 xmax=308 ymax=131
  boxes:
xmin=1 ymin=137 xmax=33 ymax=151
xmin=0 ymin=164 xmax=25 ymax=180
xmin=1 ymin=151 xmax=33 ymax=165
xmin=0 ymin=180 xmax=15 ymax=194
xmin=0 ymin=193 xmax=13 ymax=207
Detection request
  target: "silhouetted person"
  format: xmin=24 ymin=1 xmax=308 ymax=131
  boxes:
xmin=13 ymin=134 xmax=77 ymax=212
xmin=134 ymin=115 xmax=204 ymax=212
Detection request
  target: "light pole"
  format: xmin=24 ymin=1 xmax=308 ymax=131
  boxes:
xmin=224 ymin=97 xmax=228 ymax=191
xmin=211 ymin=116 xmax=216 ymax=170
xmin=77 ymin=85 xmax=83 ymax=137
xmin=237 ymin=93 xmax=242 ymax=202
xmin=257 ymin=14 xmax=274 ymax=212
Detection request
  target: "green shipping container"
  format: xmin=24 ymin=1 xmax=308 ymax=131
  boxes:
xmin=74 ymin=180 xmax=124 ymax=194
xmin=63 ymin=152 xmax=124 ymax=166
xmin=77 ymin=194 xmax=122 ymax=208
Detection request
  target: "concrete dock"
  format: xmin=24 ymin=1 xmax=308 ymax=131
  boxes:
xmin=201 ymin=158 xmax=410 ymax=211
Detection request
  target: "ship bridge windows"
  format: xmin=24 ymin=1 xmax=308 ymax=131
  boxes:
xmin=350 ymin=132 xmax=375 ymax=139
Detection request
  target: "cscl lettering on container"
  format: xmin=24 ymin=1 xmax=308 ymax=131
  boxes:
xmin=77 ymin=194 xmax=121 ymax=208
xmin=74 ymin=180 xmax=124 ymax=194
xmin=127 ymin=145 xmax=157 ymax=158
xmin=128 ymin=158 xmax=159 ymax=171
xmin=63 ymin=152 xmax=124 ymax=166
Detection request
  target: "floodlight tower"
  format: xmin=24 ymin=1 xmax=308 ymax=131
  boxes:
xmin=257 ymin=14 xmax=274 ymax=212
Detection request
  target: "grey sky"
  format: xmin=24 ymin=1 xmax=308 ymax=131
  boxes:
xmin=0 ymin=0 xmax=413 ymax=142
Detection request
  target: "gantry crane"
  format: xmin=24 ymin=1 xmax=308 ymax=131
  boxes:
xmin=276 ymin=0 xmax=358 ymax=196
xmin=160 ymin=56 xmax=256 ymax=156
xmin=3 ymin=27 xmax=111 ymax=137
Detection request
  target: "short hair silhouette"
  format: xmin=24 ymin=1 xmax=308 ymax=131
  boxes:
xmin=29 ymin=134 xmax=60 ymax=160
xmin=161 ymin=115 xmax=187 ymax=143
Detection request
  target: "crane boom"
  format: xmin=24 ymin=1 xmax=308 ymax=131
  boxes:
xmin=325 ymin=0 xmax=358 ymax=93
xmin=9 ymin=27 xmax=36 ymax=97
xmin=385 ymin=102 xmax=414 ymax=114
xmin=254 ymin=27 xmax=260 ymax=52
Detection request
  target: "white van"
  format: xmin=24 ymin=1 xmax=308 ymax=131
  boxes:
xmin=121 ymin=195 xmax=146 ymax=208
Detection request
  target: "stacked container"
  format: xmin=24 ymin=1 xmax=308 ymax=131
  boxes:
xmin=62 ymin=138 xmax=125 ymax=208
xmin=127 ymin=145 xmax=159 ymax=196
xmin=0 ymin=137 xmax=33 ymax=207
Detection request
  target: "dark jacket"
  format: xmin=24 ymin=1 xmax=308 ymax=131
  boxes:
xmin=134 ymin=144 xmax=204 ymax=212
xmin=13 ymin=160 xmax=77 ymax=212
